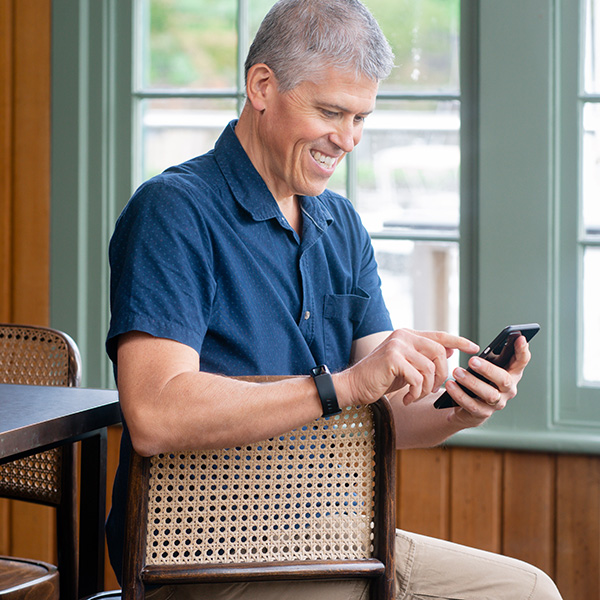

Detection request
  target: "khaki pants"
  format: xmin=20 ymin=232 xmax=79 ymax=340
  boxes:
xmin=145 ymin=529 xmax=562 ymax=600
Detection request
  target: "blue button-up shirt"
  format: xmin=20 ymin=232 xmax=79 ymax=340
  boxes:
xmin=105 ymin=120 xmax=392 ymax=582
xmin=107 ymin=120 xmax=391 ymax=376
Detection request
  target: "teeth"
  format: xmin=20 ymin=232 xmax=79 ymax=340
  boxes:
xmin=312 ymin=151 xmax=336 ymax=168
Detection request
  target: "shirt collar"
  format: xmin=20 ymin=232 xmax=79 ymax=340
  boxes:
xmin=214 ymin=120 xmax=334 ymax=232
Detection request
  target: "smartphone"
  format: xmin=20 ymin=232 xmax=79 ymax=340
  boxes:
xmin=433 ymin=323 xmax=540 ymax=409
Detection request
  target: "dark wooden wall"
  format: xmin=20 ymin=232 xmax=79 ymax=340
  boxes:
xmin=396 ymin=447 xmax=600 ymax=598
xmin=0 ymin=0 xmax=55 ymax=571
xmin=1 ymin=3 xmax=599 ymax=597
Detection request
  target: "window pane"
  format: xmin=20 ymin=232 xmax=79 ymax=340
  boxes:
xmin=356 ymin=100 xmax=460 ymax=234
xmin=140 ymin=98 xmax=237 ymax=181
xmin=582 ymin=103 xmax=600 ymax=234
xmin=246 ymin=0 xmax=460 ymax=93
xmin=585 ymin=0 xmax=600 ymax=93
xmin=583 ymin=247 xmax=600 ymax=383
xmin=142 ymin=0 xmax=237 ymax=90
xmin=370 ymin=0 xmax=460 ymax=93
xmin=373 ymin=238 xmax=459 ymax=358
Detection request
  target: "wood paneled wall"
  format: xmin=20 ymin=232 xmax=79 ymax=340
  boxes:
xmin=397 ymin=447 xmax=600 ymax=599
xmin=0 ymin=0 xmax=55 ymax=571
xmin=0 ymin=0 xmax=51 ymax=325
xmin=1 ymin=3 xmax=599 ymax=598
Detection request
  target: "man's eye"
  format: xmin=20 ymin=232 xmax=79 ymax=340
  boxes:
xmin=354 ymin=115 xmax=366 ymax=124
xmin=322 ymin=110 xmax=338 ymax=118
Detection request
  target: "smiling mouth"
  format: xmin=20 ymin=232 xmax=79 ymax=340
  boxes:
xmin=311 ymin=150 xmax=336 ymax=169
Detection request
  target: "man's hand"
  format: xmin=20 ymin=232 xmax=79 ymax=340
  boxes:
xmin=341 ymin=329 xmax=533 ymax=449
xmin=443 ymin=333 xmax=532 ymax=425
xmin=334 ymin=329 xmax=479 ymax=408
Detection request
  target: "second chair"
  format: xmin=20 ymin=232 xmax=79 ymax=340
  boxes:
xmin=0 ymin=323 xmax=81 ymax=600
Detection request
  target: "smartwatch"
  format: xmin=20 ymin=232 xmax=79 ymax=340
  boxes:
xmin=310 ymin=364 xmax=342 ymax=416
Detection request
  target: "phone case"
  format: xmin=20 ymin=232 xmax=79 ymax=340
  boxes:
xmin=433 ymin=323 xmax=540 ymax=409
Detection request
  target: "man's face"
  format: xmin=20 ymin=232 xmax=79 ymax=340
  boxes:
xmin=257 ymin=67 xmax=378 ymax=202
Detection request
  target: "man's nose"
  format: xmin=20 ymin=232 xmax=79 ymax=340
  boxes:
xmin=330 ymin=122 xmax=359 ymax=153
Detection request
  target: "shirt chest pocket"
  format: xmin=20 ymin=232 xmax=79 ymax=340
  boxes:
xmin=322 ymin=288 xmax=371 ymax=371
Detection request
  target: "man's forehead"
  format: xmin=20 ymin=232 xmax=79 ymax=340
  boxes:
xmin=317 ymin=99 xmax=375 ymax=116
xmin=304 ymin=73 xmax=378 ymax=112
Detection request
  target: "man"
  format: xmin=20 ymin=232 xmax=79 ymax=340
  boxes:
xmin=106 ymin=0 xmax=562 ymax=598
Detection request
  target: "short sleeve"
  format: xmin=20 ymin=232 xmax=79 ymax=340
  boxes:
xmin=106 ymin=180 xmax=217 ymax=364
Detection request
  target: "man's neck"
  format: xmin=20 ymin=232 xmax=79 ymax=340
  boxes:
xmin=280 ymin=195 xmax=302 ymax=236
xmin=235 ymin=109 xmax=303 ymax=236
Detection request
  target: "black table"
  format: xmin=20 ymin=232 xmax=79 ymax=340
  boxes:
xmin=0 ymin=383 xmax=121 ymax=597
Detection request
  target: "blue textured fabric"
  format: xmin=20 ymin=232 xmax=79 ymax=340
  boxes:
xmin=107 ymin=120 xmax=391 ymax=374
xmin=105 ymin=120 xmax=392 ymax=583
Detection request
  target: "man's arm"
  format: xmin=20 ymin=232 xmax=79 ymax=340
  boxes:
xmin=117 ymin=331 xmax=325 ymax=456
xmin=117 ymin=327 xmax=478 ymax=456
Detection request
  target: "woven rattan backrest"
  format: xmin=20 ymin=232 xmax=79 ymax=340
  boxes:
xmin=0 ymin=324 xmax=80 ymax=387
xmin=0 ymin=324 xmax=81 ymax=504
xmin=124 ymin=395 xmax=396 ymax=600
xmin=147 ymin=405 xmax=376 ymax=566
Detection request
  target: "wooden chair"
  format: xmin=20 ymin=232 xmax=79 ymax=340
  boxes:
xmin=121 ymin=382 xmax=396 ymax=600
xmin=0 ymin=323 xmax=81 ymax=600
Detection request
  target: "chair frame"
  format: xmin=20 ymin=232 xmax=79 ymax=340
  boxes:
xmin=0 ymin=323 xmax=82 ymax=600
xmin=122 ymin=380 xmax=396 ymax=600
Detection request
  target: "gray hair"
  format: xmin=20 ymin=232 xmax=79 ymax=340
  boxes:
xmin=244 ymin=0 xmax=394 ymax=92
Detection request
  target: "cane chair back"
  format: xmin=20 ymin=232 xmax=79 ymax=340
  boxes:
xmin=123 ymin=386 xmax=396 ymax=600
xmin=0 ymin=324 xmax=82 ymax=600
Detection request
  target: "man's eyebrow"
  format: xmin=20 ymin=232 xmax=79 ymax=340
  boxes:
xmin=319 ymin=102 xmax=374 ymax=117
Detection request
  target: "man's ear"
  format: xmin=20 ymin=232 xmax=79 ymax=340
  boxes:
xmin=246 ymin=63 xmax=277 ymax=112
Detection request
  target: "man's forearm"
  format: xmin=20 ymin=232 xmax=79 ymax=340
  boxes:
xmin=123 ymin=371 xmax=327 ymax=456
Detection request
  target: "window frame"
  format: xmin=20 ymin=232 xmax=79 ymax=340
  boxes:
xmin=555 ymin=0 xmax=600 ymax=427
xmin=51 ymin=0 xmax=134 ymax=389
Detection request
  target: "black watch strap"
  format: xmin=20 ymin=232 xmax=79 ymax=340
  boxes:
xmin=310 ymin=364 xmax=342 ymax=416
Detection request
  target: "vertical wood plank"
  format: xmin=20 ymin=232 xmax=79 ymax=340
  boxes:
xmin=5 ymin=0 xmax=54 ymax=565
xmin=0 ymin=0 xmax=14 ymax=321
xmin=555 ymin=454 xmax=600 ymax=599
xmin=502 ymin=451 xmax=555 ymax=577
xmin=9 ymin=502 xmax=55 ymax=562
xmin=396 ymin=448 xmax=450 ymax=540
xmin=449 ymin=448 xmax=503 ymax=553
xmin=0 ymin=0 xmax=14 ymax=554
xmin=11 ymin=0 xmax=51 ymax=324
xmin=0 ymin=500 xmax=10 ymax=555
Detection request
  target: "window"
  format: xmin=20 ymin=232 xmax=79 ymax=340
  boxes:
xmin=135 ymin=0 xmax=462 ymax=340
xmin=50 ymin=0 xmax=600 ymax=452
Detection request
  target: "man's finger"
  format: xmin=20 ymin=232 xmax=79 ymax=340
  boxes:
xmin=508 ymin=335 xmax=531 ymax=372
xmin=417 ymin=330 xmax=479 ymax=354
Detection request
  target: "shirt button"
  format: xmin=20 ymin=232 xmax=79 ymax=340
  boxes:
xmin=304 ymin=311 xmax=311 ymax=320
